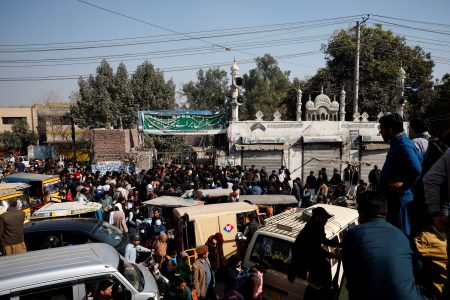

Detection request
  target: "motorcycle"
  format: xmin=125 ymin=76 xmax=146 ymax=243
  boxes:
xmin=141 ymin=250 xmax=171 ymax=296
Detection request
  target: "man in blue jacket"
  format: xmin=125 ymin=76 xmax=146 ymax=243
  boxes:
xmin=342 ymin=192 xmax=427 ymax=300
xmin=378 ymin=113 xmax=422 ymax=237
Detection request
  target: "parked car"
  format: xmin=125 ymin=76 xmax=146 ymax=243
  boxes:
xmin=24 ymin=217 xmax=128 ymax=254
xmin=0 ymin=243 xmax=159 ymax=300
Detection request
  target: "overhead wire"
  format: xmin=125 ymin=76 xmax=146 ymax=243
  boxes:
xmin=0 ymin=15 xmax=363 ymax=48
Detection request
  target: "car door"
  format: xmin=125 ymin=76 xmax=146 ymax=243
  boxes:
xmin=247 ymin=234 xmax=306 ymax=300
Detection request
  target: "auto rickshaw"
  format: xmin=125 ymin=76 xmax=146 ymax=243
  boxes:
xmin=3 ymin=173 xmax=63 ymax=203
xmin=31 ymin=201 xmax=103 ymax=220
xmin=173 ymin=202 xmax=259 ymax=264
xmin=0 ymin=182 xmax=32 ymax=222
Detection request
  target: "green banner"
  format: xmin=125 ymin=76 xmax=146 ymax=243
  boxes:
xmin=141 ymin=111 xmax=226 ymax=135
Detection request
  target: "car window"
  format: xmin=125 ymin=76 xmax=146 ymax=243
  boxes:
xmin=24 ymin=232 xmax=63 ymax=251
xmin=81 ymin=276 xmax=132 ymax=300
xmin=61 ymin=232 xmax=89 ymax=246
xmin=90 ymin=222 xmax=125 ymax=248
xmin=250 ymin=235 xmax=292 ymax=274
xmin=118 ymin=257 xmax=145 ymax=292
xmin=17 ymin=284 xmax=73 ymax=300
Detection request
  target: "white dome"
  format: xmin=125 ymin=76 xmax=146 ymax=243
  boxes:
xmin=330 ymin=100 xmax=339 ymax=108
xmin=305 ymin=100 xmax=314 ymax=109
xmin=314 ymin=93 xmax=331 ymax=105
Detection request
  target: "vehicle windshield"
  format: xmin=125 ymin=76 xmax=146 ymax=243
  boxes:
xmin=44 ymin=181 xmax=61 ymax=195
xmin=1 ymin=195 xmax=28 ymax=209
xmin=91 ymin=221 xmax=126 ymax=248
xmin=118 ymin=256 xmax=145 ymax=292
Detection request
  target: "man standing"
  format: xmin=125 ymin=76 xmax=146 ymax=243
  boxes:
xmin=342 ymin=192 xmax=426 ymax=300
xmin=111 ymin=204 xmax=128 ymax=234
xmin=192 ymin=245 xmax=215 ymax=300
xmin=409 ymin=118 xmax=431 ymax=156
xmin=243 ymin=212 xmax=260 ymax=243
xmin=368 ymin=165 xmax=381 ymax=191
xmin=288 ymin=207 xmax=339 ymax=300
xmin=0 ymin=198 xmax=27 ymax=255
xmin=378 ymin=113 xmax=422 ymax=237
xmin=306 ymin=171 xmax=317 ymax=196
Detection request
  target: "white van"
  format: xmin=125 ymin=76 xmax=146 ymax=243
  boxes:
xmin=0 ymin=243 xmax=159 ymax=299
xmin=243 ymin=204 xmax=359 ymax=300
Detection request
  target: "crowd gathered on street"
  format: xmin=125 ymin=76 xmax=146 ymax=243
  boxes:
xmin=0 ymin=113 xmax=449 ymax=300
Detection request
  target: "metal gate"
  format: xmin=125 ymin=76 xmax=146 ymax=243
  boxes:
xmin=242 ymin=150 xmax=283 ymax=173
xmin=153 ymin=149 xmax=217 ymax=166
xmin=302 ymin=143 xmax=342 ymax=180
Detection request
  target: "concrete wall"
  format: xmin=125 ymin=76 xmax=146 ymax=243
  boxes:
xmin=0 ymin=107 xmax=38 ymax=133
xmin=228 ymin=120 xmax=388 ymax=181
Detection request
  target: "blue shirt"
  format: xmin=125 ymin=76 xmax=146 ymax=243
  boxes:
xmin=342 ymin=218 xmax=426 ymax=300
xmin=203 ymin=260 xmax=212 ymax=289
xmin=379 ymin=133 xmax=422 ymax=203
xmin=379 ymin=133 xmax=422 ymax=236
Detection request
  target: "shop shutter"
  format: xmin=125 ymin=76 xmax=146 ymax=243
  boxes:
xmin=360 ymin=148 xmax=388 ymax=182
xmin=302 ymin=143 xmax=342 ymax=180
xmin=242 ymin=150 xmax=283 ymax=173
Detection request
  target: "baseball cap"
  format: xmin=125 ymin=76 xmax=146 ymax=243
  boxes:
xmin=312 ymin=207 xmax=333 ymax=219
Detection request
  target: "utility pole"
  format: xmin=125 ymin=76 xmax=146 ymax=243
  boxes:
xmin=70 ymin=115 xmax=77 ymax=163
xmin=353 ymin=20 xmax=360 ymax=116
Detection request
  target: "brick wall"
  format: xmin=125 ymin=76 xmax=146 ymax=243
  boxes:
xmin=93 ymin=129 xmax=130 ymax=161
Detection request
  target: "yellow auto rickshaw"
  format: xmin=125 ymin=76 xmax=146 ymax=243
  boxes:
xmin=3 ymin=173 xmax=63 ymax=204
xmin=173 ymin=202 xmax=259 ymax=264
xmin=0 ymin=182 xmax=32 ymax=222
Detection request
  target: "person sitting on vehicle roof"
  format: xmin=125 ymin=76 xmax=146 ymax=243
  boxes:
xmin=124 ymin=233 xmax=152 ymax=264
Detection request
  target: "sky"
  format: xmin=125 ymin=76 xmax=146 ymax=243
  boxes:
xmin=0 ymin=0 xmax=449 ymax=106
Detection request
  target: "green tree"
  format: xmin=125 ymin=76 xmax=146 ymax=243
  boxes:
xmin=71 ymin=59 xmax=119 ymax=128
xmin=427 ymin=74 xmax=450 ymax=135
xmin=0 ymin=120 xmax=35 ymax=154
xmin=242 ymin=54 xmax=292 ymax=120
xmin=131 ymin=61 xmax=176 ymax=110
xmin=181 ymin=68 xmax=228 ymax=110
xmin=114 ymin=63 xmax=135 ymax=128
xmin=312 ymin=24 xmax=435 ymax=119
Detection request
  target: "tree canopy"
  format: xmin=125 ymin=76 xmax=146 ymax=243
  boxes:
xmin=0 ymin=119 xmax=35 ymax=154
xmin=71 ymin=59 xmax=175 ymax=129
xmin=181 ymin=68 xmax=228 ymax=110
xmin=305 ymin=24 xmax=435 ymax=120
xmin=242 ymin=54 xmax=293 ymax=120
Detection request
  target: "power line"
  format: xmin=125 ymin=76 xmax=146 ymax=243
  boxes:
xmin=371 ymin=18 xmax=450 ymax=36
xmin=0 ymin=19 xmax=356 ymax=53
xmin=75 ymin=0 xmax=231 ymax=53
xmin=0 ymin=15 xmax=362 ymax=48
xmin=0 ymin=35 xmax=332 ymax=67
xmin=371 ymin=14 xmax=450 ymax=29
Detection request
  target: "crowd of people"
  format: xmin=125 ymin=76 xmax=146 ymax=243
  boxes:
xmin=1 ymin=113 xmax=449 ymax=299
